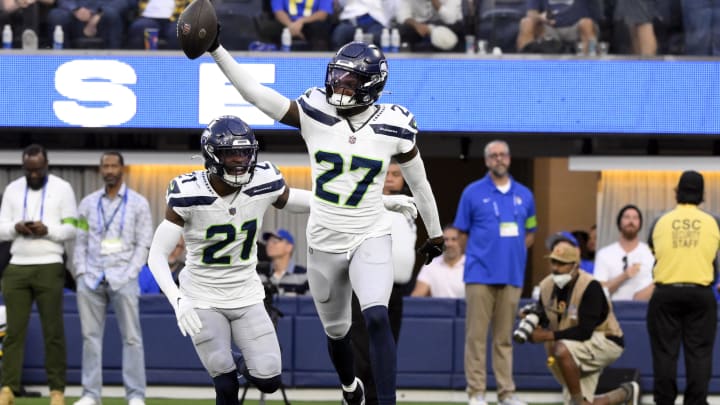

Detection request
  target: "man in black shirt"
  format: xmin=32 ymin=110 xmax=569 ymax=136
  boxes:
xmin=522 ymin=233 xmax=638 ymax=405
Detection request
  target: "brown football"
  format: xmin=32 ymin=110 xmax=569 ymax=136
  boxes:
xmin=177 ymin=0 xmax=218 ymax=60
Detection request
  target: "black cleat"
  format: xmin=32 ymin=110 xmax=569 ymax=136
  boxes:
xmin=341 ymin=378 xmax=365 ymax=405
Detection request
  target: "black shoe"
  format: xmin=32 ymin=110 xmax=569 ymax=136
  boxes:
xmin=341 ymin=378 xmax=365 ymax=405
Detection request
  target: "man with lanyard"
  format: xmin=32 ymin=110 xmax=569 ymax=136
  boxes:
xmin=73 ymin=151 xmax=152 ymax=405
xmin=454 ymin=140 xmax=536 ymax=405
xmin=0 ymin=144 xmax=77 ymax=405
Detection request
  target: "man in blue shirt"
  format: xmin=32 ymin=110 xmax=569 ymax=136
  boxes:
xmin=454 ymin=140 xmax=537 ymax=405
xmin=257 ymin=0 xmax=334 ymax=50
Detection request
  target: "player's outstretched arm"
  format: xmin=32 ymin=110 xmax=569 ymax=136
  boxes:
xmin=396 ymin=146 xmax=444 ymax=264
xmin=209 ymin=45 xmax=301 ymax=128
xmin=273 ymin=187 xmax=311 ymax=213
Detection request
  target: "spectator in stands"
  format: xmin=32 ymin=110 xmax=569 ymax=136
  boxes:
xmin=261 ymin=228 xmax=308 ymax=295
xmin=256 ymin=0 xmax=333 ymax=50
xmin=46 ymin=0 xmax=128 ymax=48
xmin=126 ymin=0 xmax=191 ymax=49
xmin=395 ymin=0 xmax=464 ymax=52
xmin=681 ymin=0 xmax=720 ymax=55
xmin=454 ymin=139 xmax=536 ymax=405
xmin=524 ymin=235 xmax=639 ymax=405
xmin=73 ymin=151 xmax=151 ymax=405
xmin=593 ymin=204 xmax=654 ymax=301
xmin=587 ymin=224 xmax=596 ymax=259
xmin=0 ymin=144 xmax=77 ymax=405
xmin=516 ymin=0 xmax=600 ymax=54
xmin=570 ymin=229 xmax=594 ymax=274
xmin=350 ymin=158 xmax=417 ymax=405
xmin=613 ymin=0 xmax=657 ymax=55
xmin=1 ymin=0 xmax=54 ymax=47
xmin=647 ymin=170 xmax=720 ymax=405
xmin=331 ymin=0 xmax=396 ymax=49
xmin=138 ymin=236 xmax=185 ymax=294
xmin=412 ymin=224 xmax=465 ymax=298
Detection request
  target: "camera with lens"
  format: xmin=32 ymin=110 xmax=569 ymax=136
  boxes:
xmin=513 ymin=303 xmax=546 ymax=344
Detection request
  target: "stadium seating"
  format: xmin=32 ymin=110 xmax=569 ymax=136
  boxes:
xmin=213 ymin=0 xmax=263 ymax=50
xmin=12 ymin=295 xmax=720 ymax=394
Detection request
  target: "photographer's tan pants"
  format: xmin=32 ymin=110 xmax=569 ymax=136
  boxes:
xmin=464 ymin=284 xmax=522 ymax=400
xmin=548 ymin=331 xmax=624 ymax=404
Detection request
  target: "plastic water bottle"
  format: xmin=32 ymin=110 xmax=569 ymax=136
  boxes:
xmin=390 ymin=28 xmax=400 ymax=53
xmin=2 ymin=25 xmax=12 ymax=49
xmin=21 ymin=29 xmax=37 ymax=50
xmin=53 ymin=25 xmax=64 ymax=49
xmin=281 ymin=27 xmax=291 ymax=52
xmin=380 ymin=27 xmax=390 ymax=53
xmin=353 ymin=27 xmax=364 ymax=43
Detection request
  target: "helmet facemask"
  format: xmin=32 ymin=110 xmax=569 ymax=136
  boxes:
xmin=201 ymin=116 xmax=259 ymax=188
xmin=326 ymin=67 xmax=384 ymax=109
xmin=213 ymin=145 xmax=258 ymax=187
xmin=325 ymin=42 xmax=388 ymax=109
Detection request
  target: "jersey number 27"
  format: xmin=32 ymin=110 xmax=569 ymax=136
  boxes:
xmin=315 ymin=151 xmax=382 ymax=207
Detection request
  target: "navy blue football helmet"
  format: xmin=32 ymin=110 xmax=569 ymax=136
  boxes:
xmin=325 ymin=42 xmax=388 ymax=109
xmin=200 ymin=116 xmax=259 ymax=187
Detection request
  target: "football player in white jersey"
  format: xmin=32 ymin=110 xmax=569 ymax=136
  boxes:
xmin=147 ymin=116 xmax=312 ymax=405
xmin=202 ymin=38 xmax=444 ymax=405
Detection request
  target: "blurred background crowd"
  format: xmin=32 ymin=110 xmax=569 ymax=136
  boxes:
xmin=0 ymin=0 xmax=714 ymax=57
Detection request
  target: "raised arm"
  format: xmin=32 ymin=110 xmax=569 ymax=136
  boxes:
xmin=209 ymin=45 xmax=301 ymax=128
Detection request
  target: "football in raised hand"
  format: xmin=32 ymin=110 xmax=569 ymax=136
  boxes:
xmin=177 ymin=0 xmax=218 ymax=59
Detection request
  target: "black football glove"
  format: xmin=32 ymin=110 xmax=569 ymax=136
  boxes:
xmin=208 ymin=23 xmax=221 ymax=53
xmin=418 ymin=237 xmax=444 ymax=265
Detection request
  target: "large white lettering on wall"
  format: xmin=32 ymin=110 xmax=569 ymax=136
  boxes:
xmin=53 ymin=60 xmax=137 ymax=127
xmin=198 ymin=63 xmax=276 ymax=126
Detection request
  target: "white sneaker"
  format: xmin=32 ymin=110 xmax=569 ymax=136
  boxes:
xmin=499 ymin=395 xmax=527 ymax=405
xmin=128 ymin=399 xmax=145 ymax=405
xmin=621 ymin=381 xmax=639 ymax=405
xmin=73 ymin=397 xmax=98 ymax=405
xmin=468 ymin=393 xmax=488 ymax=405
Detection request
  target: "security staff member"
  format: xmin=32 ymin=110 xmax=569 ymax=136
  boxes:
xmin=647 ymin=170 xmax=720 ymax=405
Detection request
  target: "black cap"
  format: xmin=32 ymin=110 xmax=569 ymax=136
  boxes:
xmin=677 ymin=170 xmax=704 ymax=204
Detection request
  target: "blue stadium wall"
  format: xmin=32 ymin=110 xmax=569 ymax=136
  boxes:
xmin=0 ymin=51 xmax=718 ymax=135
xmin=12 ymin=295 xmax=720 ymax=393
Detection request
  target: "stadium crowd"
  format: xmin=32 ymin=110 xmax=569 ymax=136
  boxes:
xmin=0 ymin=0 xmax=715 ymax=56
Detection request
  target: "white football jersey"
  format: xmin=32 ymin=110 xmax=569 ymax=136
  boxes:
xmin=296 ymin=87 xmax=417 ymax=252
xmin=166 ymin=163 xmax=286 ymax=308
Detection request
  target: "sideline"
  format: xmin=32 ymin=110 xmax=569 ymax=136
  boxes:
xmin=24 ymin=386 xmax=672 ymax=404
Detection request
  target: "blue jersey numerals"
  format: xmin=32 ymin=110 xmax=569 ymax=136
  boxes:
xmin=202 ymin=220 xmax=257 ymax=264
xmin=314 ymin=151 xmax=382 ymax=207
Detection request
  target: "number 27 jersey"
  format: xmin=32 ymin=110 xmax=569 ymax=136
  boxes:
xmin=296 ymin=87 xmax=417 ymax=252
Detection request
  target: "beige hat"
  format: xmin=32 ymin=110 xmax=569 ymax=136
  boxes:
xmin=546 ymin=241 xmax=579 ymax=264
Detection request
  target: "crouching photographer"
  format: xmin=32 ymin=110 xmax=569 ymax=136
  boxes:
xmin=515 ymin=233 xmax=639 ymax=405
